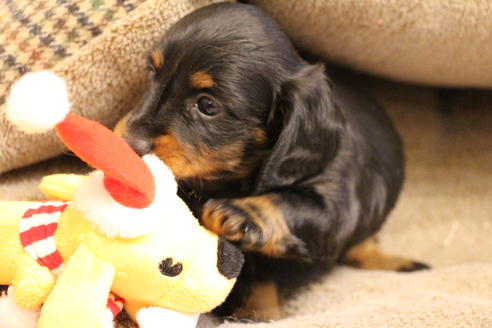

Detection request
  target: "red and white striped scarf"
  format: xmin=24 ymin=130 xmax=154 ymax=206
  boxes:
xmin=20 ymin=202 xmax=124 ymax=319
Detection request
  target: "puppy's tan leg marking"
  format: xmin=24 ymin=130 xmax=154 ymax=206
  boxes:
xmin=234 ymin=281 xmax=283 ymax=322
xmin=202 ymin=195 xmax=307 ymax=259
xmin=342 ymin=237 xmax=429 ymax=272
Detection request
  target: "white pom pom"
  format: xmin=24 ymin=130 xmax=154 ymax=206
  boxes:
xmin=5 ymin=71 xmax=70 ymax=133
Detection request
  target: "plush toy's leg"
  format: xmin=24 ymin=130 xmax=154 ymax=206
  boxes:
xmin=0 ymin=286 xmax=39 ymax=328
xmin=39 ymin=244 xmax=115 ymax=328
xmin=38 ymin=174 xmax=88 ymax=201
xmin=136 ymin=306 xmax=199 ymax=328
xmin=12 ymin=253 xmax=55 ymax=309
xmin=125 ymin=302 xmax=199 ymax=328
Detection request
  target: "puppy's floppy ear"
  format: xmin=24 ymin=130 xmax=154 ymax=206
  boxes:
xmin=255 ymin=64 xmax=345 ymax=193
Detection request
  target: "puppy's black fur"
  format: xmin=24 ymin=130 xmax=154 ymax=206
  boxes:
xmin=123 ymin=2 xmax=406 ymax=317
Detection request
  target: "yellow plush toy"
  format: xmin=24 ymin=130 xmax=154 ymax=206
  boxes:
xmin=0 ymin=72 xmax=244 ymax=328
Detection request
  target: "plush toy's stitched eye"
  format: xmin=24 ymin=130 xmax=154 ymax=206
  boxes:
xmin=159 ymin=258 xmax=183 ymax=277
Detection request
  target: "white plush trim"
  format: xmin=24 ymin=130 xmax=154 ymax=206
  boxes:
xmin=71 ymin=155 xmax=178 ymax=239
xmin=0 ymin=287 xmax=39 ymax=328
xmin=102 ymin=309 xmax=116 ymax=328
xmin=5 ymin=71 xmax=70 ymax=134
xmin=136 ymin=307 xmax=199 ymax=328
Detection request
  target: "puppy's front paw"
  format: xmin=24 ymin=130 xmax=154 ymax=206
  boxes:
xmin=202 ymin=199 xmax=261 ymax=245
xmin=202 ymin=197 xmax=308 ymax=259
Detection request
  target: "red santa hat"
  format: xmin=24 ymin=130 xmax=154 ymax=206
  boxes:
xmin=5 ymin=71 xmax=174 ymax=238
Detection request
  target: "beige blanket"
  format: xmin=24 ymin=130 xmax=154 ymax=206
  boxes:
xmin=3 ymin=0 xmax=492 ymax=174
xmin=1 ymin=1 xmax=491 ymax=327
xmin=252 ymin=0 xmax=492 ymax=88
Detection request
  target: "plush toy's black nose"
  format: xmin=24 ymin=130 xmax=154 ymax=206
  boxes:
xmin=217 ymin=238 xmax=244 ymax=279
xmin=125 ymin=136 xmax=153 ymax=156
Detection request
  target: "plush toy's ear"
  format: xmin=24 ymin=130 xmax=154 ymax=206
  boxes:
xmin=39 ymin=174 xmax=89 ymax=201
xmin=39 ymin=244 xmax=115 ymax=328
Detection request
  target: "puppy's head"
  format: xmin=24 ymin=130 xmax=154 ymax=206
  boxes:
xmin=123 ymin=3 xmax=343 ymax=191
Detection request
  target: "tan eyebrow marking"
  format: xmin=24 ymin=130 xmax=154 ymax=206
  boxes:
xmin=190 ymin=71 xmax=215 ymax=89
xmin=149 ymin=49 xmax=164 ymax=69
xmin=253 ymin=129 xmax=268 ymax=145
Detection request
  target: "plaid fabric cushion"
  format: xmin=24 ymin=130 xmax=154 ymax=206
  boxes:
xmin=0 ymin=0 xmax=149 ymax=105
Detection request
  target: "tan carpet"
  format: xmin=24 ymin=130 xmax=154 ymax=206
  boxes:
xmin=2 ymin=73 xmax=491 ymax=328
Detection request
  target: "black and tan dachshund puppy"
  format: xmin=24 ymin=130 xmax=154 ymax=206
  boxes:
xmin=117 ymin=2 xmax=427 ymax=320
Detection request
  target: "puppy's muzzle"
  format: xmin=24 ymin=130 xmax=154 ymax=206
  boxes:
xmin=125 ymin=136 xmax=153 ymax=156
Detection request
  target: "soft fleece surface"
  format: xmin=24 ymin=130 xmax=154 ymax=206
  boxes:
xmin=252 ymin=0 xmax=492 ymax=88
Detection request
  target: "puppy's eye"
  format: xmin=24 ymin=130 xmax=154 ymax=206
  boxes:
xmin=159 ymin=258 xmax=183 ymax=277
xmin=196 ymin=96 xmax=220 ymax=116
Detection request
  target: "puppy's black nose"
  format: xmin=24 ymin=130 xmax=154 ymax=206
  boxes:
xmin=217 ymin=237 xmax=244 ymax=279
xmin=125 ymin=137 xmax=153 ymax=156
